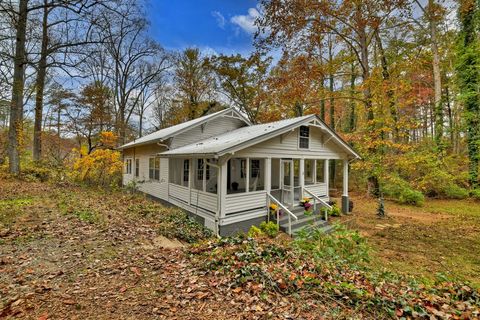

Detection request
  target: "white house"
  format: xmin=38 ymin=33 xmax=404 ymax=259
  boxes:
xmin=119 ymin=108 xmax=360 ymax=236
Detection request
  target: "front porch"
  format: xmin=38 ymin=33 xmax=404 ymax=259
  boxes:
xmin=165 ymin=156 xmax=350 ymax=235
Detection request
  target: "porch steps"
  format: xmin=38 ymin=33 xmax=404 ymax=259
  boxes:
xmin=276 ymin=207 xmax=334 ymax=236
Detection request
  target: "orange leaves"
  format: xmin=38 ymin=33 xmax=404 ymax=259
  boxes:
xmin=69 ymin=148 xmax=123 ymax=186
xmin=100 ymin=131 xmax=118 ymax=148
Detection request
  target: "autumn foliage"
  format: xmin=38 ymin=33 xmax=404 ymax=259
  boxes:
xmin=69 ymin=132 xmax=123 ymax=186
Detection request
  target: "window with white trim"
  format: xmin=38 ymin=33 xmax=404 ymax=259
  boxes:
xmin=299 ymin=126 xmax=310 ymax=149
xmin=183 ymin=159 xmax=189 ymax=186
xmin=197 ymin=159 xmax=210 ymax=181
xmin=149 ymin=157 xmax=160 ymax=180
xmin=125 ymin=159 xmax=132 ymax=174
xmin=135 ymin=159 xmax=140 ymax=177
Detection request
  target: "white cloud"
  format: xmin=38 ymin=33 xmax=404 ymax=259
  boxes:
xmin=211 ymin=11 xmax=226 ymax=29
xmin=230 ymin=7 xmax=261 ymax=35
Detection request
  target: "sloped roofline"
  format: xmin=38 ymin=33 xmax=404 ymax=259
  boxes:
xmin=117 ymin=107 xmax=251 ymax=150
xmin=160 ymin=114 xmax=361 ymax=159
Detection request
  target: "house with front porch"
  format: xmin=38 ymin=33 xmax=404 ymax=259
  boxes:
xmin=119 ymin=108 xmax=360 ymax=236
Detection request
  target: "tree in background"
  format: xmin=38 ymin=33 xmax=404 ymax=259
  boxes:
xmin=171 ymin=48 xmax=218 ymax=123
xmin=210 ymin=53 xmax=271 ymax=124
xmin=457 ymin=0 xmax=480 ymax=189
xmin=5 ymin=0 xmax=28 ymax=175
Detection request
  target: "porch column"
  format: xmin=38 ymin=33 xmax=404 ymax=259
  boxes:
xmin=188 ymin=158 xmax=193 ymax=205
xmin=342 ymin=159 xmax=349 ymax=214
xmin=313 ymin=160 xmax=317 ymax=184
xmin=219 ymin=160 xmax=228 ymax=218
xmin=324 ymin=159 xmax=329 ymax=199
xmin=299 ymin=158 xmax=305 ymax=199
xmin=202 ymin=159 xmax=207 ymax=192
xmin=265 ymin=158 xmax=271 ymax=193
xmin=245 ymin=157 xmax=250 ymax=192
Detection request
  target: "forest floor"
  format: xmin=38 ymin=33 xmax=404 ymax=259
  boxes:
xmin=337 ymin=194 xmax=480 ymax=287
xmin=1 ymin=176 xmax=479 ymax=319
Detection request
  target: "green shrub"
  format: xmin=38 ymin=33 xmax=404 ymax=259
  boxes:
xmin=329 ymin=204 xmax=341 ymax=216
xmin=444 ymin=185 xmax=469 ymax=199
xmin=158 ymin=210 xmax=213 ymax=243
xmin=21 ymin=164 xmax=56 ymax=182
xmin=398 ymin=188 xmax=425 ymax=206
xmin=471 ymin=189 xmax=480 ymax=201
xmin=259 ymin=221 xmax=279 ymax=238
xmin=294 ymin=224 xmax=370 ymax=265
xmin=247 ymin=225 xmax=263 ymax=238
xmin=382 ymin=175 xmax=424 ymax=206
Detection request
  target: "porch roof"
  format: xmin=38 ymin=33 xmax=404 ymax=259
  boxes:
xmin=160 ymin=114 xmax=361 ymax=159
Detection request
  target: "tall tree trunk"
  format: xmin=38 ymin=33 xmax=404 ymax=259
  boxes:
xmin=429 ymin=0 xmax=443 ymax=151
xmin=457 ymin=0 xmax=480 ymax=188
xmin=375 ymin=30 xmax=399 ymax=141
xmin=33 ymin=0 xmax=49 ymax=162
xmin=347 ymin=59 xmax=356 ymax=133
xmin=8 ymin=0 xmax=28 ymax=175
xmin=358 ymin=20 xmax=379 ymax=197
xmin=445 ymin=85 xmax=454 ymax=148
xmin=328 ymin=35 xmax=335 ymax=129
xmin=319 ymin=74 xmax=325 ymax=121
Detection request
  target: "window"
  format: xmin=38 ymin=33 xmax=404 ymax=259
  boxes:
xmin=125 ymin=159 xmax=132 ymax=174
xmin=135 ymin=159 xmax=140 ymax=177
xmin=183 ymin=159 xmax=189 ymax=183
xmin=316 ymin=160 xmax=325 ymax=183
xmin=197 ymin=159 xmax=210 ymax=181
xmin=299 ymin=126 xmax=309 ymax=149
xmin=240 ymin=159 xmax=246 ymax=178
xmin=149 ymin=157 xmax=160 ymax=180
xmin=251 ymin=159 xmax=260 ymax=178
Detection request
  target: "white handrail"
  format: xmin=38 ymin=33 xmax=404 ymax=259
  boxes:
xmin=267 ymin=193 xmax=298 ymax=235
xmin=303 ymin=187 xmax=332 ymax=221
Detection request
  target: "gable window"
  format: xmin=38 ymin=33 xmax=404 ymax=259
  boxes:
xmin=149 ymin=157 xmax=160 ymax=180
xmin=197 ymin=159 xmax=210 ymax=181
xmin=135 ymin=159 xmax=140 ymax=178
xmin=125 ymin=159 xmax=132 ymax=174
xmin=299 ymin=126 xmax=310 ymax=149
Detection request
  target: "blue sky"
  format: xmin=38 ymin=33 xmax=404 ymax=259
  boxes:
xmin=146 ymin=0 xmax=259 ymax=56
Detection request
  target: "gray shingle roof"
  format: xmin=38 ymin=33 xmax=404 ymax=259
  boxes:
xmin=161 ymin=115 xmax=315 ymax=157
xmin=117 ymin=108 xmax=248 ymax=149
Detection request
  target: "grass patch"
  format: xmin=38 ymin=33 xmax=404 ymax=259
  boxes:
xmin=0 ymin=198 xmax=33 ymax=225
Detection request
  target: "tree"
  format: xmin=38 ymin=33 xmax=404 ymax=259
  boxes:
xmin=32 ymin=0 xmax=104 ymax=162
xmin=172 ymin=48 xmax=218 ymax=122
xmin=210 ymin=53 xmax=271 ymax=123
xmin=67 ymin=81 xmax=114 ymax=154
xmin=456 ymin=0 xmax=480 ymax=188
xmin=96 ymin=0 xmax=167 ymax=144
xmin=257 ymin=0 xmax=408 ymax=196
xmin=7 ymin=0 xmax=28 ymax=175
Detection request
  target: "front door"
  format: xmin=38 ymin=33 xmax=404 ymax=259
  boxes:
xmin=280 ymin=159 xmax=294 ymax=208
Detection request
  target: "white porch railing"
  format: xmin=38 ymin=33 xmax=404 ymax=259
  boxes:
xmin=303 ymin=187 xmax=332 ymax=221
xmin=225 ymin=191 xmax=267 ymax=215
xmin=267 ymin=193 xmax=298 ymax=236
xmin=168 ymin=183 xmax=218 ymax=214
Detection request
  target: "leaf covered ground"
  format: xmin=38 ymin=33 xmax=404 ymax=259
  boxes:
xmin=338 ymin=194 xmax=480 ymax=287
xmin=1 ymin=177 xmax=479 ymax=319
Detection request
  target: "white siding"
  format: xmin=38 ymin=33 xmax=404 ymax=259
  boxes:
xmin=122 ymin=144 xmax=169 ymax=201
xmin=170 ymin=116 xmax=246 ymax=149
xmin=236 ymin=126 xmax=347 ymax=159
xmin=225 ymin=191 xmax=267 ymax=215
xmin=304 ymin=183 xmax=329 ymax=199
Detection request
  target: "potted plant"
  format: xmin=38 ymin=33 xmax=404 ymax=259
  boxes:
xmin=269 ymin=203 xmax=279 ymax=220
xmin=300 ymin=197 xmax=312 ymax=215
